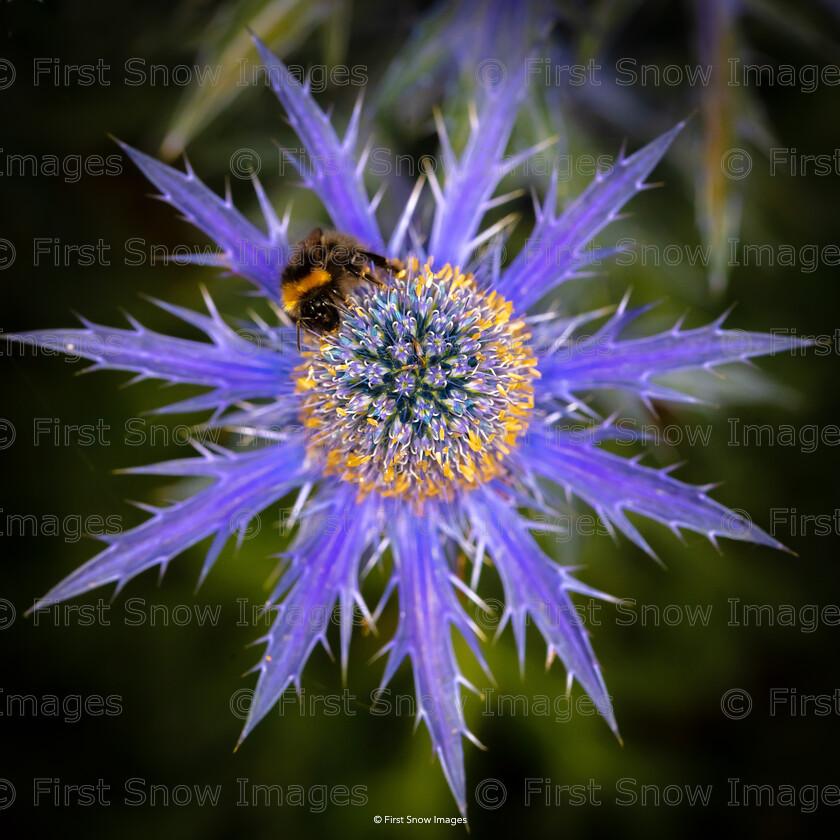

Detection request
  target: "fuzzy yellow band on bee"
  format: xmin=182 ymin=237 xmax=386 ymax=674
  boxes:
xmin=282 ymin=269 xmax=332 ymax=311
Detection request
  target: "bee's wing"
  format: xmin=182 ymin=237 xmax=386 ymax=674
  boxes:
xmin=294 ymin=227 xmax=324 ymax=266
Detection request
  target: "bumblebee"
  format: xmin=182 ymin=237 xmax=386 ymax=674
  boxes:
xmin=280 ymin=228 xmax=398 ymax=349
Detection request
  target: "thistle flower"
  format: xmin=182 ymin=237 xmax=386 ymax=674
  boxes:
xmin=11 ymin=37 xmax=808 ymax=816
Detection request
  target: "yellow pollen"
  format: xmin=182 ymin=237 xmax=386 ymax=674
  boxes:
xmin=347 ymin=453 xmax=372 ymax=467
xmin=466 ymin=431 xmax=483 ymax=452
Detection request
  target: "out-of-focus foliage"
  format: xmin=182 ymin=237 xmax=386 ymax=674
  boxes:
xmin=376 ymin=0 xmax=840 ymax=295
xmin=160 ymin=0 xmax=333 ymax=158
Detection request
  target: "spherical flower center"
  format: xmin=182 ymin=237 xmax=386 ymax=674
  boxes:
xmin=296 ymin=260 xmax=538 ymax=502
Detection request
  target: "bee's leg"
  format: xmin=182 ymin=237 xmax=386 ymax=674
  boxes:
xmin=362 ymin=271 xmax=388 ymax=288
xmin=329 ymin=293 xmax=354 ymax=314
xmin=296 ymin=323 xmax=302 ymax=352
xmin=361 ymin=251 xmax=402 ymax=278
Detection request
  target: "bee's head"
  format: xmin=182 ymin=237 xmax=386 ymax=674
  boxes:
xmin=299 ymin=293 xmax=341 ymax=333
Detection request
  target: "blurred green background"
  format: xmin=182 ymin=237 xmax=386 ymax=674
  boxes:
xmin=2 ymin=0 xmax=839 ymax=836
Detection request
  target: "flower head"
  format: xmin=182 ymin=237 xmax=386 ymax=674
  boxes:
xmin=300 ymin=261 xmax=537 ymax=501
xmin=9 ymin=35 xmax=809 ymax=816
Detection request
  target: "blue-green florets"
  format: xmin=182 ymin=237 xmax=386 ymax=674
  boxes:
xmin=297 ymin=260 xmax=538 ymax=502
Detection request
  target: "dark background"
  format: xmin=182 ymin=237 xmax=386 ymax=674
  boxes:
xmin=1 ymin=0 xmax=839 ymax=836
